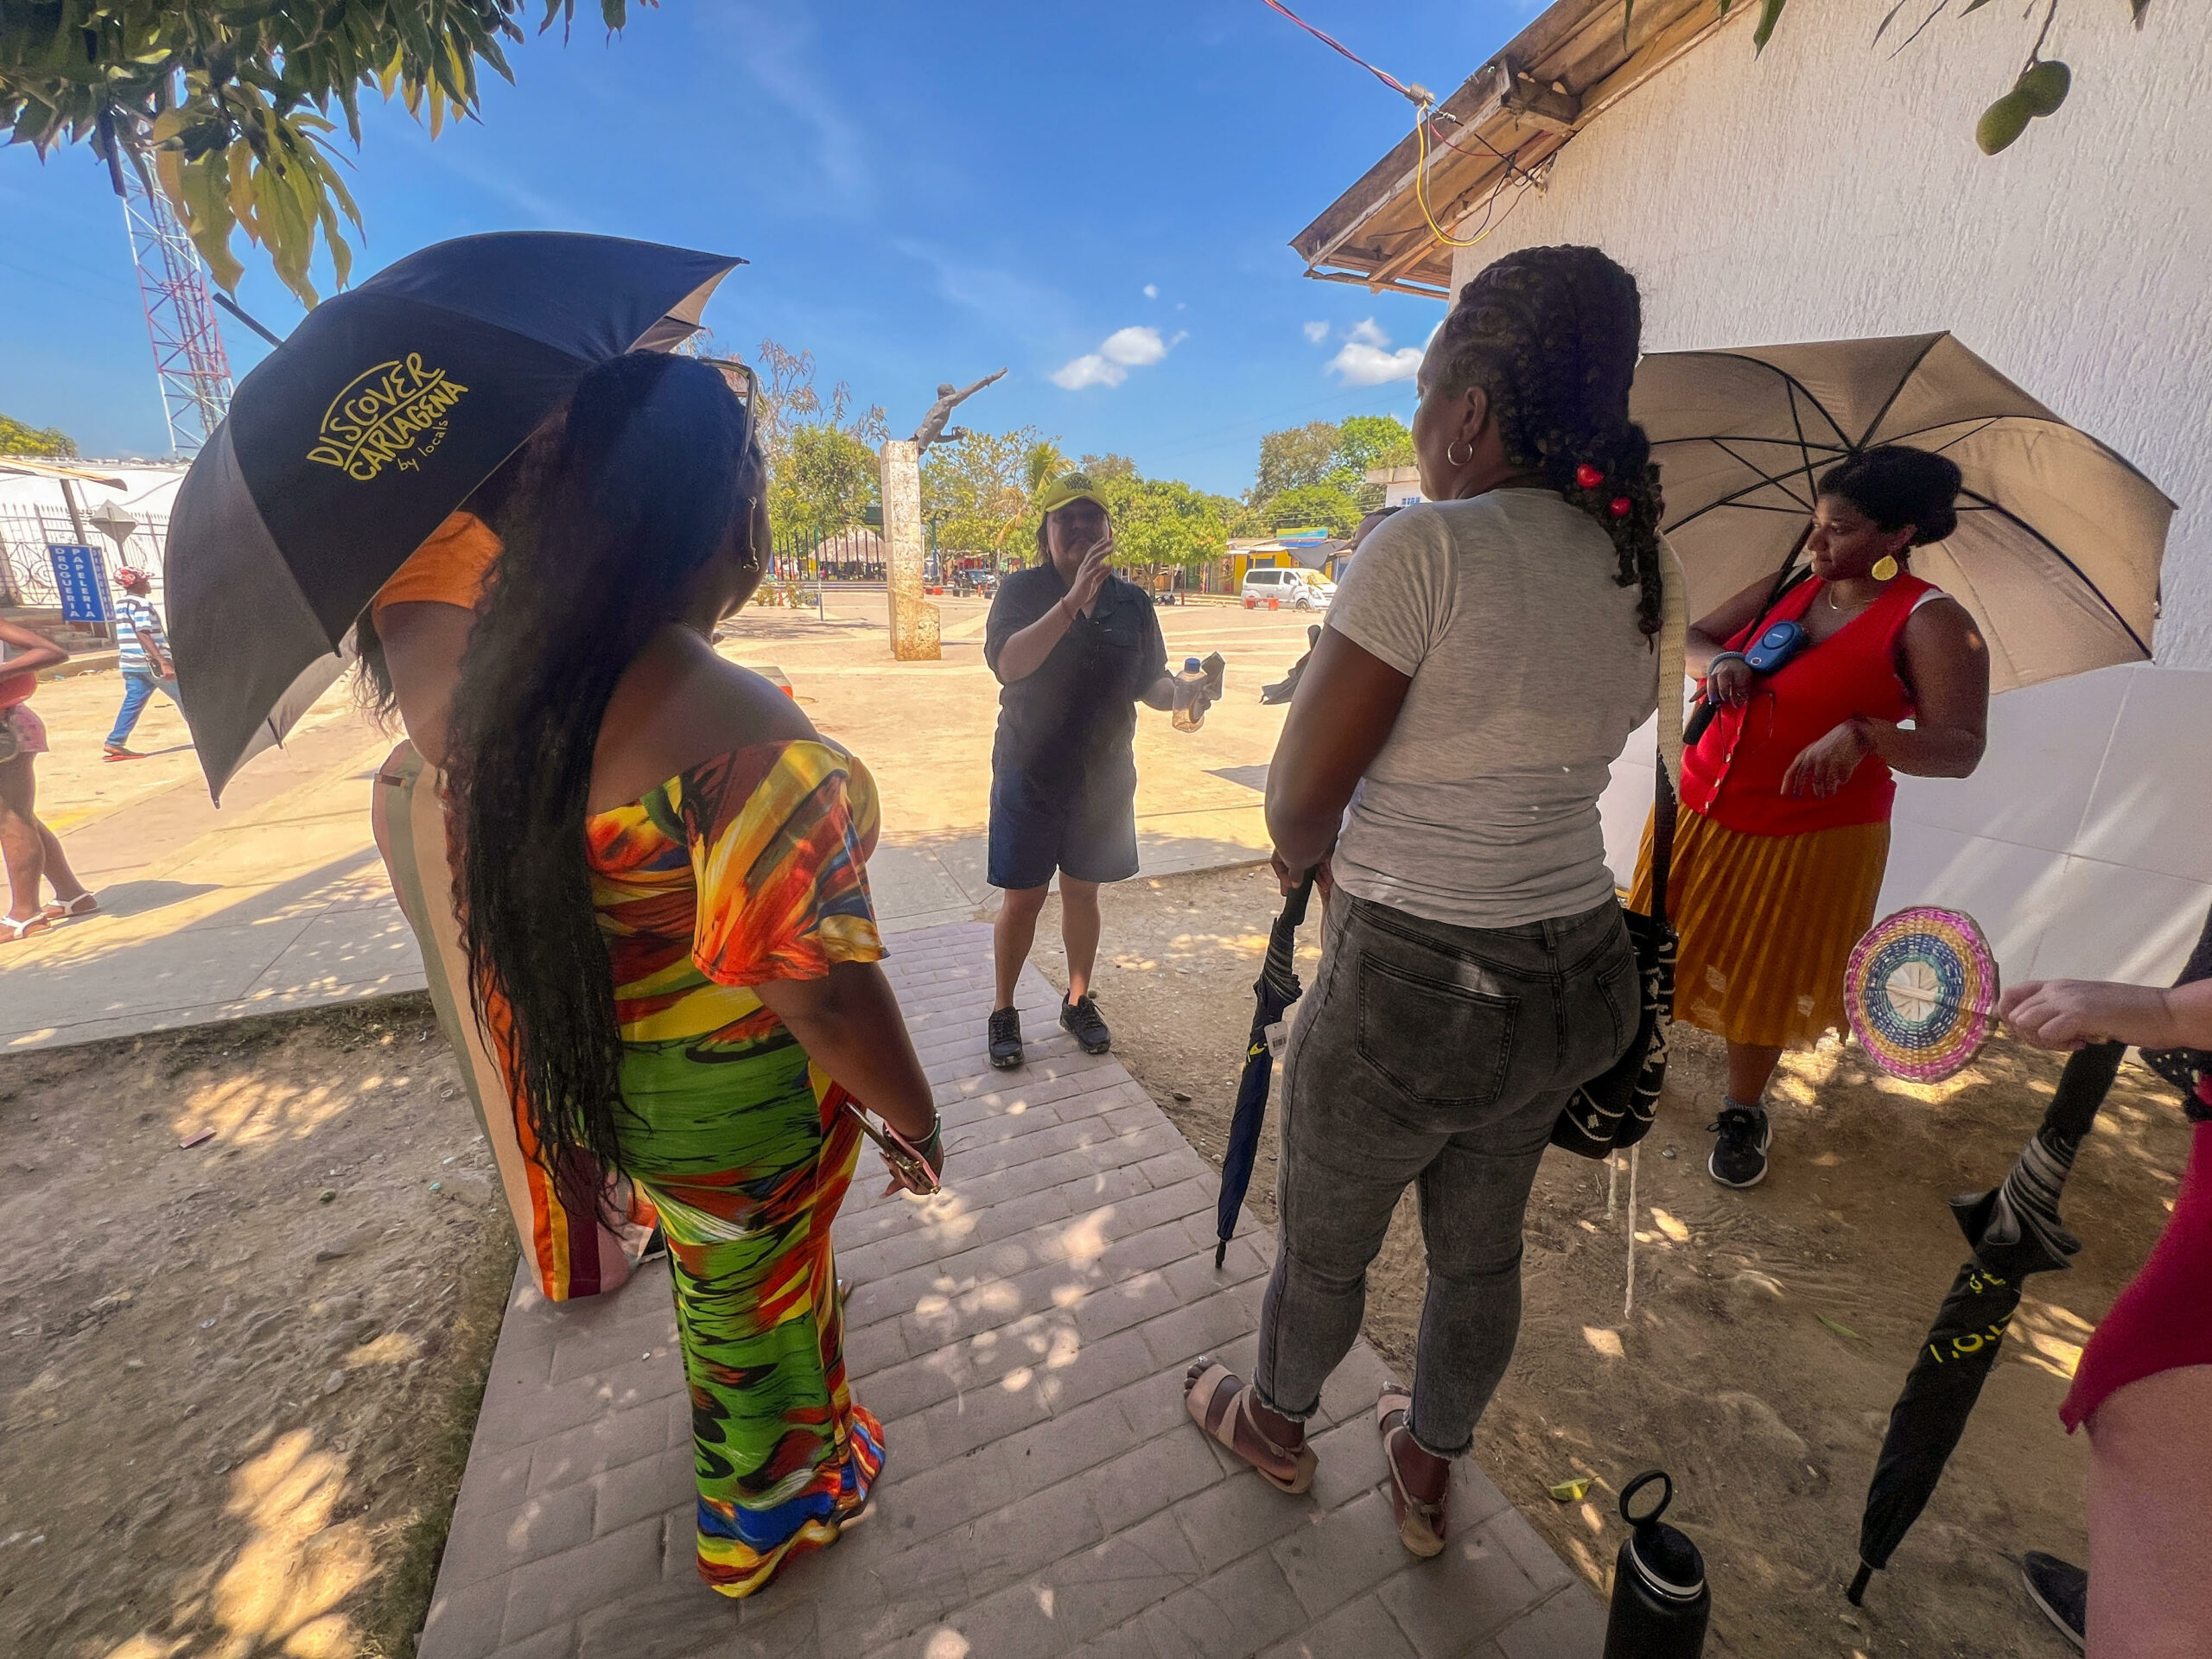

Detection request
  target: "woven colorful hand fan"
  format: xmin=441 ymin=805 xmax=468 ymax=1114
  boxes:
xmin=1845 ymin=906 xmax=2001 ymax=1083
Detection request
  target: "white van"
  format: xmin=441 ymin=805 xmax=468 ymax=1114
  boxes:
xmin=1239 ymin=566 xmax=1336 ymax=611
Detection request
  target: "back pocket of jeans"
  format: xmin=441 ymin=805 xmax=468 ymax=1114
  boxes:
xmin=1592 ymin=941 xmax=1640 ymax=1067
xmin=1356 ymin=957 xmax=1517 ymax=1108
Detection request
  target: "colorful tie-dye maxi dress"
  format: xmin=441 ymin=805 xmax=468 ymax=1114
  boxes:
xmin=584 ymin=739 xmax=888 ymax=1597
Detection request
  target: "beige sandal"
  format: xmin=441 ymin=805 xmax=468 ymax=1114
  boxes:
xmin=1378 ymin=1386 xmax=1447 ymax=1558
xmin=1184 ymin=1358 xmax=1316 ymax=1494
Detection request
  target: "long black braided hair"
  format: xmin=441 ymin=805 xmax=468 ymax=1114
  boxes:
xmin=347 ymin=423 xmax=560 ymax=728
xmin=445 ymin=353 xmax=762 ymax=1189
xmin=1428 ymin=245 xmax=1664 ymax=636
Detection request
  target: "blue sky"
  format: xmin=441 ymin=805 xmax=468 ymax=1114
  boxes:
xmin=0 ymin=1 xmax=1535 ymax=497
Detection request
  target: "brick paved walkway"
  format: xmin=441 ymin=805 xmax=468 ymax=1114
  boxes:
xmin=416 ymin=924 xmax=1605 ymax=1659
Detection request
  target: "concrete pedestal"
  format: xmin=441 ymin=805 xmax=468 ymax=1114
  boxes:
xmin=879 ymin=440 xmax=940 ymax=662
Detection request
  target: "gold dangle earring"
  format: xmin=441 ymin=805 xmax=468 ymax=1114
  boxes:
xmin=1871 ymin=554 xmax=1900 ymax=582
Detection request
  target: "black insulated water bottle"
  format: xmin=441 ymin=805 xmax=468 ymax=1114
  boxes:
xmin=1603 ymin=1471 xmax=1710 ymax=1658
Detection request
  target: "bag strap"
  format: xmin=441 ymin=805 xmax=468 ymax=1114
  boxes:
xmin=1647 ymin=537 xmax=1688 ymax=927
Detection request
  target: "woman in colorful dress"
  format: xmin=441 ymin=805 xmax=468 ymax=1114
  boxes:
xmin=359 ymin=438 xmax=662 ymax=1306
xmin=444 ymin=352 xmax=939 ymax=1596
xmin=1632 ymin=446 xmax=1990 ymax=1188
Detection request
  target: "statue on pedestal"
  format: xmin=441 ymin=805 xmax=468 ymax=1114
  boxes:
xmin=911 ymin=369 xmax=1007 ymax=451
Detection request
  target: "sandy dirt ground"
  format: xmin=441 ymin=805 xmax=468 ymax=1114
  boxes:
xmin=1024 ymin=862 xmax=2192 ymax=1659
xmin=0 ymin=999 xmax=516 ymax=1659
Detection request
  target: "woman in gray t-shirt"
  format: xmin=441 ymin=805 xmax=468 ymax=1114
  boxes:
xmin=1181 ymin=245 xmax=1662 ymax=1560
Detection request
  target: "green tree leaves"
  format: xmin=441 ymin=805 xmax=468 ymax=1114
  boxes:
xmin=1264 ymin=480 xmax=1363 ymax=537
xmin=1253 ymin=421 xmax=1344 ymax=502
xmin=924 ymin=426 xmax=1062 ymax=558
xmin=0 ymin=2 xmax=642 ymax=306
xmin=1333 ymin=414 xmax=1415 ymax=476
xmin=1093 ymin=473 xmax=1233 ymax=570
xmin=0 ymin=413 xmax=77 ymax=457
xmin=771 ymin=423 xmax=879 ymax=542
xmin=1245 ymin=413 xmax=1412 ymax=533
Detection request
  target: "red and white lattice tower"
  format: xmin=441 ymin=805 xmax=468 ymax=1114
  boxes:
xmin=121 ymin=162 xmax=233 ymax=455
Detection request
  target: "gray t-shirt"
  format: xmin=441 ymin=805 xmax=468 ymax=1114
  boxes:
xmin=1325 ymin=491 xmax=1658 ymax=929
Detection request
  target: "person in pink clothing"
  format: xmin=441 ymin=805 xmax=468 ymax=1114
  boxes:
xmin=0 ymin=615 xmax=96 ymax=943
xmin=2001 ymin=935 xmax=2212 ymax=1659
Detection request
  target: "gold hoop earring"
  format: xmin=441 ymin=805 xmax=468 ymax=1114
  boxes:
xmin=1871 ymin=554 xmax=1900 ymax=582
xmin=1446 ymin=438 xmax=1473 ymax=467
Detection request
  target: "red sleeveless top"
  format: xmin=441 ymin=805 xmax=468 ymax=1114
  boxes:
xmin=1681 ymin=573 xmax=1935 ymax=837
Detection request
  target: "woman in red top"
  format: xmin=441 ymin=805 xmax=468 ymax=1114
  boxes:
xmin=1632 ymin=448 xmax=1989 ymax=1187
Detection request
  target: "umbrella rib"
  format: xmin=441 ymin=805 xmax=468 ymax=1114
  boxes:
xmin=1663 ymin=444 xmax=1828 ymax=533
xmin=1953 ymin=485 xmax=2152 ymax=660
xmin=1873 ymin=416 xmax=2003 ymax=457
xmin=1654 ymin=353 xmax=1855 ymax=449
xmin=1853 ymin=333 xmax=1948 ymax=449
xmin=1650 ymin=435 xmax=1851 ymax=452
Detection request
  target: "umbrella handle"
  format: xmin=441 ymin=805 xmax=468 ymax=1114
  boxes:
xmin=1282 ymin=869 xmax=1319 ymax=928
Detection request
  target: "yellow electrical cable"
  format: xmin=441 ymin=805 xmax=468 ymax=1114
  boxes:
xmin=1412 ymin=105 xmax=1519 ymax=251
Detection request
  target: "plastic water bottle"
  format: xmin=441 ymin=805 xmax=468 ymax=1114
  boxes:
xmin=1172 ymin=656 xmax=1210 ymax=732
xmin=1604 ymin=1471 xmax=1709 ymax=1659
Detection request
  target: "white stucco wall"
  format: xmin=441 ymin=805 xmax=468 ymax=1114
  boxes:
xmin=1448 ymin=0 xmax=2212 ymax=984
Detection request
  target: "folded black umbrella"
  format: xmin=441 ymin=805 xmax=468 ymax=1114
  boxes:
xmin=1261 ymin=626 xmax=1321 ymax=706
xmin=1215 ymin=872 xmax=1317 ymax=1268
xmin=166 ymin=232 xmax=741 ymax=800
xmin=1847 ymin=1039 xmax=2124 ymax=1605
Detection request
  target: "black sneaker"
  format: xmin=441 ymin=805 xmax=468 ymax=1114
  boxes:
xmin=987 ymin=1006 xmax=1024 ymax=1070
xmin=1059 ymin=994 xmax=1112 ymax=1054
xmin=2020 ymin=1552 xmax=2086 ymax=1651
xmin=1707 ymin=1102 xmax=1770 ymax=1188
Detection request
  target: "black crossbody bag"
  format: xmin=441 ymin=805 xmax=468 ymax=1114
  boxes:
xmin=1551 ymin=760 xmax=1679 ymax=1159
xmin=1551 ymin=537 xmax=1695 ymax=1160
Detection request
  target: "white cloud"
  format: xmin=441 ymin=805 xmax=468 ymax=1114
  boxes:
xmin=1302 ymin=320 xmax=1330 ymax=344
xmin=1143 ymin=283 xmax=1159 ymax=299
xmin=1327 ymin=318 xmax=1423 ymax=386
xmin=1052 ymin=353 xmax=1126 ymax=391
xmin=1101 ymin=326 xmax=1172 ymax=366
xmin=1052 ymin=325 xmax=1185 ymax=391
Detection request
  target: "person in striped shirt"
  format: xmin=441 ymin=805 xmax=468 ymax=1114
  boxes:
xmin=104 ymin=568 xmax=183 ymax=761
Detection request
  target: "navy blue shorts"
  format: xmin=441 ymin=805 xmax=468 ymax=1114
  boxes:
xmin=988 ymin=767 xmax=1140 ymax=891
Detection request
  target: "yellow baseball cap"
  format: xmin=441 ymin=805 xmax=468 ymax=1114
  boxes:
xmin=1038 ymin=473 xmax=1108 ymax=514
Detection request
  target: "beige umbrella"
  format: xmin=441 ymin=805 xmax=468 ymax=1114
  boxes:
xmin=1631 ymin=333 xmax=2174 ymax=692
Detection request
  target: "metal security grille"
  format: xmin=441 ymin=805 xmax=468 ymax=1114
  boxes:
xmin=0 ymin=506 xmax=171 ymax=611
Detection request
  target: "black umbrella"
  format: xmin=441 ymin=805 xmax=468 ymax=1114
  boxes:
xmin=166 ymin=232 xmax=741 ymax=799
xmin=1215 ymin=871 xmax=1317 ymax=1268
xmin=1847 ymin=1038 xmax=2125 ymax=1605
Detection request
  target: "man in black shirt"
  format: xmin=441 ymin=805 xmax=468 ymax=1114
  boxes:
xmin=982 ymin=474 xmax=1183 ymax=1068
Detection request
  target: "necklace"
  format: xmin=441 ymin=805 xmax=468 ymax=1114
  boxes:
xmin=1827 ymin=584 xmax=1873 ymax=614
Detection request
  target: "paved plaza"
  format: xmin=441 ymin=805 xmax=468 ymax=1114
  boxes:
xmin=6 ymin=593 xmax=1602 ymax=1654
xmin=416 ymin=925 xmax=1605 ymax=1659
xmin=0 ymin=593 xmax=1304 ymax=1047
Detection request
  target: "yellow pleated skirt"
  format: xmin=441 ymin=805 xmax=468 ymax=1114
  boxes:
xmin=1629 ymin=805 xmax=1891 ymax=1052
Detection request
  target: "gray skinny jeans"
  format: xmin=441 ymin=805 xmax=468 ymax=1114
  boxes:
xmin=1254 ymin=889 xmax=1638 ymax=1458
